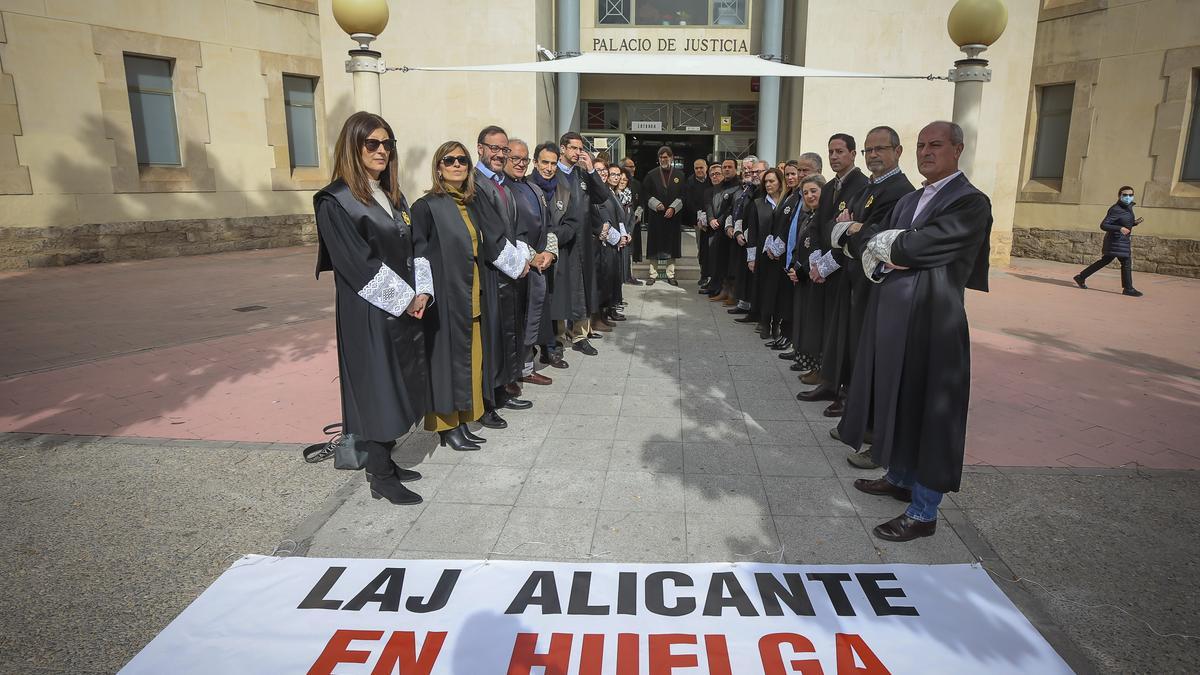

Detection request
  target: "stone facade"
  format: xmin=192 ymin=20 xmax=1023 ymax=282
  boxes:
xmin=1012 ymin=228 xmax=1200 ymax=278
xmin=0 ymin=215 xmax=316 ymax=270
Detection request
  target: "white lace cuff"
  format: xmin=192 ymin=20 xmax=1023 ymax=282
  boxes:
xmin=519 ymin=239 xmax=535 ymax=263
xmin=413 ymin=257 xmax=434 ymax=303
xmin=862 ymin=229 xmax=904 ymax=284
xmin=493 ymin=239 xmax=526 ymax=279
xmin=669 ymin=198 xmax=683 ymax=212
xmin=605 ymin=227 xmax=622 ymax=246
xmin=830 ymin=220 xmax=852 ymax=249
xmin=545 ymin=233 xmax=559 ymax=259
xmin=815 ymin=250 xmax=841 ymax=278
xmin=734 ymin=219 xmax=744 ymax=233
xmin=746 ymin=246 xmax=757 ymax=262
xmin=618 ymin=222 xmax=628 ymax=237
xmin=358 ymin=263 xmax=415 ymax=317
xmin=648 ymin=196 xmax=664 ymax=211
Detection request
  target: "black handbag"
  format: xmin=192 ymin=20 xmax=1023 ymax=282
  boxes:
xmin=301 ymin=423 xmax=367 ymax=470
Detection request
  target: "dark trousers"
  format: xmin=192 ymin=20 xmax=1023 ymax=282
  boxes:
xmin=363 ymin=439 xmax=397 ymax=476
xmin=1079 ymin=255 xmax=1133 ymax=290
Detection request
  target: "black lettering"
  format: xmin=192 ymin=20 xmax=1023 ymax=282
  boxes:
xmin=505 ymin=571 xmax=562 ymax=614
xmin=806 ymin=572 xmax=856 ymax=616
xmin=641 ymin=38 xmax=652 ymax=51
xmin=703 ymin=572 xmax=759 ymax=616
xmin=406 ymin=568 xmax=461 ymax=613
xmin=342 ymin=568 xmax=405 ymax=612
xmin=755 ymin=572 xmax=816 ymax=616
xmin=666 ymin=38 xmax=677 ymax=51
xmin=297 ymin=566 xmax=346 ymax=610
xmin=738 ymin=39 xmax=748 ymax=53
xmin=658 ymin=38 xmax=670 ymax=51
xmin=593 ymin=38 xmax=605 ymax=52
xmin=617 ymin=571 xmax=638 ymax=615
xmin=568 ymin=571 xmax=610 ymax=615
xmin=645 ymin=571 xmax=696 ymax=617
xmin=856 ymin=572 xmax=918 ymax=616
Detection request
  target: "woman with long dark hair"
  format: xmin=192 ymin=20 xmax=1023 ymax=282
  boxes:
xmin=411 ymin=141 xmax=496 ymax=452
xmin=313 ymin=111 xmax=430 ymax=506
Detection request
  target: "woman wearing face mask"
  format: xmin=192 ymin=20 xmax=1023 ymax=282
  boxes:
xmin=785 ymin=174 xmax=828 ymax=378
xmin=313 ymin=111 xmax=430 ymax=506
xmin=411 ymin=141 xmax=498 ymax=452
xmin=1073 ymin=186 xmax=1144 ymax=297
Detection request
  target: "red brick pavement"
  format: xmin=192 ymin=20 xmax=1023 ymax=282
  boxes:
xmin=1 ymin=248 xmax=1196 ymax=467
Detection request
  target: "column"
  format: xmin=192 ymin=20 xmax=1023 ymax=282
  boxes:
xmin=755 ymin=0 xmax=784 ymax=164
xmin=556 ymin=0 xmax=581 ymax=136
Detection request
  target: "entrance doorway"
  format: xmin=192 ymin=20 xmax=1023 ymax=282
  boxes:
xmin=627 ymin=134 xmax=713 ymax=180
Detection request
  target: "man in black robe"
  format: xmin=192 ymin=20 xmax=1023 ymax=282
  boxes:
xmin=838 ymin=121 xmax=993 ymax=543
xmin=702 ymin=159 xmax=741 ymax=298
xmin=621 ymin=156 xmax=645 ymax=264
xmin=555 ymin=132 xmax=610 ymax=355
xmin=822 ymin=127 xmax=916 ymax=423
xmin=506 ymin=139 xmax=560 ymax=385
xmin=682 ymin=157 xmax=710 ymax=286
xmin=474 ymin=125 xmax=535 ymax=427
xmin=698 ymin=163 xmax=726 ymax=291
xmin=730 ymin=159 xmax=767 ymax=323
xmin=797 ymin=133 xmax=867 ymax=405
xmin=642 ymin=146 xmax=684 ymax=286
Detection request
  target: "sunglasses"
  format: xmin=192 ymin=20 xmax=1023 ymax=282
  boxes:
xmin=363 ymin=138 xmax=396 ymax=153
xmin=440 ymin=155 xmax=470 ymax=167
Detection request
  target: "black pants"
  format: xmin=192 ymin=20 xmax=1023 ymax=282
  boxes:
xmin=363 ymin=439 xmax=397 ymax=476
xmin=1079 ymin=255 xmax=1133 ymax=290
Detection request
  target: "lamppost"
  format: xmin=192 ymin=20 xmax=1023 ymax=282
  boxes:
xmin=332 ymin=0 xmax=390 ymax=115
xmin=947 ymin=0 xmax=1008 ymax=176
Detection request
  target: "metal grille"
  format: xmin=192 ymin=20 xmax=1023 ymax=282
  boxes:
xmin=715 ymin=135 xmax=756 ymax=162
xmin=672 ymin=103 xmax=714 ymax=131
xmin=712 ymin=0 xmax=746 ymax=25
xmin=585 ymin=102 xmax=620 ymax=131
xmin=598 ymin=0 xmax=631 ymax=24
xmin=627 ymin=103 xmax=669 ymax=124
xmin=726 ymin=103 xmax=758 ymax=132
xmin=583 ymin=135 xmax=624 ymax=164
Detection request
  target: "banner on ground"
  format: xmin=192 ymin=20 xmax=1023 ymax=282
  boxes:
xmin=120 ymin=557 xmax=1072 ymax=674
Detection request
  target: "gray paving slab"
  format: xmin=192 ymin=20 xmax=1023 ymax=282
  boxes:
xmin=516 ymin=467 xmax=606 ymax=509
xmin=609 ymin=440 xmax=684 ymax=473
xmin=773 ymin=515 xmax=883 ymax=564
xmin=600 ymin=470 xmax=688 ymax=512
xmin=762 ymin=475 xmax=858 ymax=517
xmin=430 ymin=464 xmax=527 ymax=506
xmin=753 ymin=444 xmax=836 ymax=477
xmin=682 ymin=441 xmax=759 ymax=475
xmin=682 ymin=473 xmax=770 ymax=515
xmin=491 ymin=507 xmax=598 ymax=560
xmin=534 ymin=437 xmax=613 ymax=471
xmin=685 ymin=512 xmax=781 ymax=563
xmin=396 ymin=503 xmax=511 ymax=554
xmin=591 ymin=510 xmax=687 ymax=562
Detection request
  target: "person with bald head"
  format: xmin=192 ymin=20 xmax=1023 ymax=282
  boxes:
xmin=838 ymin=121 xmax=993 ymax=543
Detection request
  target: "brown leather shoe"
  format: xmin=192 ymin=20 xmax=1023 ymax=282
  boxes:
xmin=853 ymin=477 xmax=912 ymax=502
xmin=796 ymin=384 xmax=837 ymax=402
xmin=592 ymin=321 xmax=613 ymax=332
xmin=505 ymin=382 xmax=522 ymax=397
xmin=873 ymin=514 xmax=936 ymax=542
xmin=822 ymin=398 xmax=845 ymax=417
xmin=708 ymin=290 xmax=727 ymax=302
xmin=520 ymin=372 xmax=553 ymax=386
xmin=722 ymin=296 xmax=737 ymax=306
xmin=800 ymin=370 xmax=822 ymax=386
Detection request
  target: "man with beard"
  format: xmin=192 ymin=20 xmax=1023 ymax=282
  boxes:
xmin=473 ymin=125 xmax=534 ymax=429
xmin=506 ymin=138 xmax=563 ymax=384
xmin=553 ymin=132 xmax=610 ymax=356
xmin=621 ymin=156 xmax=645 ymax=264
xmin=796 ymin=134 xmax=867 ymax=405
xmin=727 ymin=157 xmax=764 ymax=319
xmin=642 ymin=146 xmax=685 ymax=286
xmin=839 ymin=121 xmax=993 ymax=542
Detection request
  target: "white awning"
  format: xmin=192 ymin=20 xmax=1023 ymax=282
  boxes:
xmin=400 ymin=52 xmax=940 ymax=80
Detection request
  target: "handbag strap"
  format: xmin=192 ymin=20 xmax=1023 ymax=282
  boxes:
xmin=301 ymin=422 xmax=344 ymax=464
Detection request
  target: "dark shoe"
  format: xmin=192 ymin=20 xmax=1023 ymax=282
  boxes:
xmin=667 ymin=278 xmax=679 ymax=286
xmin=797 ymin=384 xmax=837 ymax=402
xmin=503 ymin=397 xmax=533 ymax=410
xmin=822 ymin=398 xmax=845 ymax=417
xmin=771 ymin=338 xmax=792 ymax=351
xmin=392 ymin=466 xmax=423 ymax=482
xmin=780 ymin=350 xmax=798 ymax=361
xmin=853 ymin=477 xmax=912 ymax=502
xmin=367 ymin=472 xmax=422 ymax=505
xmin=789 ymin=361 xmax=806 ymax=371
xmin=588 ymin=332 xmax=604 ymax=339
xmin=504 ymin=382 xmax=522 ymax=397
xmin=438 ymin=426 xmax=481 ymax=451
xmin=1123 ymin=288 xmax=1143 ymax=297
xmin=727 ymin=306 xmax=749 ymax=315
xmin=592 ymin=321 xmax=613 ymax=333
xmin=734 ymin=314 xmax=758 ymax=323
xmin=698 ymin=287 xmax=713 ymax=295
xmin=572 ymin=340 xmax=598 ymax=356
xmin=646 ymin=277 xmax=656 ymax=286
xmin=478 ymin=410 xmax=508 ymax=429
xmin=1072 ymin=274 xmax=1087 ymax=289
xmin=698 ymin=276 xmax=711 ymax=288
xmin=846 ymin=448 xmax=880 ymax=470
xmin=800 ymin=370 xmax=823 ymax=386
xmin=873 ymin=514 xmax=936 ymax=542
xmin=607 ymin=310 xmax=626 ymax=322
xmin=460 ymin=425 xmax=486 ymax=444
xmin=521 ymin=373 xmax=553 ymax=386
xmin=540 ymin=351 xmax=569 ymax=369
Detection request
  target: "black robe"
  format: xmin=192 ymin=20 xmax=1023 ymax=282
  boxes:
xmin=411 ymin=193 xmax=499 ymax=414
xmin=788 ymin=207 xmax=824 ymax=356
xmin=757 ymin=190 xmax=802 ymax=326
xmin=741 ymin=190 xmax=775 ymax=309
xmin=313 ymin=180 xmax=427 ymax=442
xmin=837 ymin=173 xmax=992 ymax=494
xmin=732 ymin=184 xmax=761 ymax=302
xmin=512 ymin=178 xmax=556 ymax=347
xmin=592 ymin=190 xmax=625 ymax=309
xmin=473 ymin=169 xmax=529 ymax=393
xmin=698 ymin=181 xmax=726 ymax=278
xmin=627 ymin=176 xmax=645 ymax=262
xmin=547 ymin=177 xmax=587 ymax=321
xmin=820 ymin=171 xmax=916 ymax=393
xmin=643 ymin=166 xmax=684 ymax=258
xmin=809 ymin=168 xmax=868 ymax=367
xmin=706 ymin=184 xmax=739 ymax=283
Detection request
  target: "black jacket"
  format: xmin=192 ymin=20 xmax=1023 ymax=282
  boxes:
xmin=1100 ymin=201 xmax=1136 ymax=257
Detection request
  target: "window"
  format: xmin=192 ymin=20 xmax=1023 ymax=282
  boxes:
xmin=725 ymin=103 xmax=758 ymax=132
xmin=1181 ymin=71 xmax=1200 ymax=182
xmin=124 ymin=55 xmax=181 ymax=166
xmin=283 ymin=75 xmax=319 ymax=168
xmin=1030 ymin=83 xmax=1074 ymax=180
xmin=585 ymin=102 xmax=620 ymax=131
xmin=597 ymin=0 xmax=744 ymax=26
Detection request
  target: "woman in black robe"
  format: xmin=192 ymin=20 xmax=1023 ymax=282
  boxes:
xmin=746 ymin=168 xmax=784 ymax=339
xmin=412 ymin=141 xmax=498 ymax=452
xmin=787 ymin=175 xmax=827 ymax=377
xmin=313 ymin=111 xmax=428 ymax=506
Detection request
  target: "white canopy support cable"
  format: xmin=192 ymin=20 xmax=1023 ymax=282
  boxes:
xmin=388 ymin=51 xmax=947 ymax=81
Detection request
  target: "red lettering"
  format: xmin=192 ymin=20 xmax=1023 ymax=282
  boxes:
xmin=649 ymin=634 xmax=698 ymax=674
xmin=308 ymin=629 xmax=384 ymax=675
xmin=580 ymin=634 xmax=605 ymax=675
xmin=758 ymin=633 xmax=824 ymax=675
xmin=835 ymin=633 xmax=890 ymax=675
xmin=371 ymin=631 xmax=447 ymax=675
xmin=507 ymin=632 xmax=572 ymax=675
xmin=617 ymin=632 xmax=640 ymax=674
xmin=705 ymin=634 xmax=733 ymax=675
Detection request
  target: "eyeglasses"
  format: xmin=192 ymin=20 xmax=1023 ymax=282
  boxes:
xmin=862 ymin=145 xmax=896 ymax=155
xmin=363 ymin=138 xmax=396 ymax=153
xmin=508 ymin=156 xmax=530 ymax=166
xmin=440 ymin=155 xmax=470 ymax=167
xmin=481 ymin=142 xmax=510 ymax=156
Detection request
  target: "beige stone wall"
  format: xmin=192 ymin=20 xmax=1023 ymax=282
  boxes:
xmin=0 ymin=0 xmax=325 ymax=242
xmin=1013 ymin=0 xmax=1200 ymax=272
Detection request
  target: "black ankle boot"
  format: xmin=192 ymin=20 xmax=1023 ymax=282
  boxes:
xmin=438 ymin=425 xmax=480 ymax=451
xmin=367 ymin=471 xmax=422 ymax=505
xmin=460 ymin=425 xmax=486 ymax=444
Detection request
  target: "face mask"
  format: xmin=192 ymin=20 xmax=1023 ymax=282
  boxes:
xmin=1120 ymin=195 xmax=1134 ymax=205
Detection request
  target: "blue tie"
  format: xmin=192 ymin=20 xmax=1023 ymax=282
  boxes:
xmin=785 ymin=204 xmax=803 ymax=268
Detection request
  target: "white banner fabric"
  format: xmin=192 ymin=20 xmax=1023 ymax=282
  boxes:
xmin=120 ymin=557 xmax=1073 ymax=675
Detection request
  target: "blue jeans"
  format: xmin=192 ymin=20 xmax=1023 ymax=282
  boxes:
xmin=885 ymin=467 xmax=943 ymax=522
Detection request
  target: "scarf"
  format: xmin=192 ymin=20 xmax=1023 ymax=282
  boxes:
xmin=618 ymin=187 xmax=632 ymax=207
xmin=529 ymin=170 xmax=559 ymax=204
